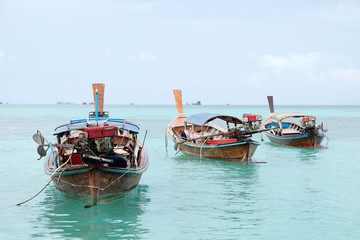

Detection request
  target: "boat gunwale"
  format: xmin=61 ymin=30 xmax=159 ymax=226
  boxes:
xmin=45 ymin=143 xmax=149 ymax=176
xmin=264 ymin=131 xmax=324 ymax=140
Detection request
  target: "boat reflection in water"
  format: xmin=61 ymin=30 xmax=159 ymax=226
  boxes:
xmin=31 ymin=184 xmax=150 ymax=240
xmin=169 ymin=155 xmax=263 ymax=234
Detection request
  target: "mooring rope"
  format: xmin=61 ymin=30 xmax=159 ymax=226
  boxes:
xmin=165 ymin=129 xmax=168 ymax=152
xmin=17 ymin=149 xmax=131 ymax=205
xmin=47 ymin=148 xmax=74 ymax=182
xmin=198 ymin=135 xmax=212 ymax=160
xmin=16 ymin=149 xmax=74 ymax=206
xmin=16 ymin=179 xmax=53 ymax=206
xmin=323 ymin=132 xmax=329 ymax=147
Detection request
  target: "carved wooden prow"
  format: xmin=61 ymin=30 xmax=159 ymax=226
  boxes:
xmin=173 ymin=89 xmax=184 ymax=115
xmin=267 ymin=96 xmax=274 ymax=114
xmin=92 ymin=83 xmax=105 ymax=114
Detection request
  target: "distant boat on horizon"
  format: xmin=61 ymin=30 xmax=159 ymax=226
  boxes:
xmin=192 ymin=101 xmax=201 ymax=105
xmin=57 ymin=101 xmax=74 ymax=105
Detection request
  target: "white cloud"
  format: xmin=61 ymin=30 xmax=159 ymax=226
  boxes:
xmin=301 ymin=68 xmax=360 ymax=85
xmin=258 ymin=52 xmax=322 ymax=72
xmin=329 ymin=68 xmax=360 ymax=82
xmin=132 ymin=53 xmax=157 ymax=62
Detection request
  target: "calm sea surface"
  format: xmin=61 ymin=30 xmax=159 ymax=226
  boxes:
xmin=0 ymin=104 xmax=359 ymax=239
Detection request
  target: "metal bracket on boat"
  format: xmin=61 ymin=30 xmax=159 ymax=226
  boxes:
xmin=136 ymin=130 xmax=148 ymax=164
xmin=245 ymin=128 xmax=273 ymax=135
xmin=81 ymin=153 xmax=114 ymax=163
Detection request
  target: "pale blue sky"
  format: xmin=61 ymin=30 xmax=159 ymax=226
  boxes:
xmin=0 ymin=0 xmax=359 ymax=104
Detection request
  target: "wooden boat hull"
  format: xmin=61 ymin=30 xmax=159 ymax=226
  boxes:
xmin=52 ymin=168 xmax=143 ymax=204
xmin=262 ymin=116 xmax=326 ymax=148
xmin=264 ymin=132 xmax=325 ymax=148
xmin=177 ymin=141 xmax=259 ymax=160
xmin=45 ymin=147 xmax=148 ymax=204
xmin=168 ymin=90 xmax=260 ymax=160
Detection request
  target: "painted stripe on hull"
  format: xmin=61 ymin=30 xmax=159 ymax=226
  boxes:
xmin=265 ymin=133 xmax=324 ymax=148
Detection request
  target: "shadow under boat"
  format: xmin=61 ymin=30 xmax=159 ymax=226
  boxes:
xmin=30 ymin=184 xmax=150 ymax=240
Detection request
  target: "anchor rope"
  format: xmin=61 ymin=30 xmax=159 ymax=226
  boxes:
xmin=198 ymin=134 xmax=212 ymax=159
xmin=47 ymin=148 xmax=74 ymax=182
xmin=17 ymin=151 xmax=131 ymax=205
xmin=323 ymin=132 xmax=329 ymax=147
xmin=165 ymin=129 xmax=168 ymax=152
xmin=16 ymin=179 xmax=53 ymax=206
xmin=16 ymin=149 xmax=75 ymax=206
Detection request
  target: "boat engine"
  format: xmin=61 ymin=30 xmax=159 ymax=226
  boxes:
xmin=242 ymin=114 xmax=262 ymax=131
xmin=301 ymin=116 xmax=316 ymax=129
xmin=83 ymin=126 xmax=116 ymax=154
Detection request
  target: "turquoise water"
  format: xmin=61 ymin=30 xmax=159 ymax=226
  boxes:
xmin=1 ymin=104 xmax=360 ymax=239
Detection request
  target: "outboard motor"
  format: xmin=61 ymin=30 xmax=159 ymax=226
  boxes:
xmin=83 ymin=126 xmax=116 ymax=154
xmin=79 ymin=125 xmax=127 ymax=168
xmin=243 ymin=114 xmax=262 ymax=131
xmin=301 ymin=116 xmax=316 ymax=129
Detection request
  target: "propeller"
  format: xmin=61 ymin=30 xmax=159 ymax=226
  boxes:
xmin=32 ymin=130 xmax=75 ymax=160
xmin=32 ymin=132 xmax=44 ymax=145
xmin=33 ymin=130 xmax=49 ymax=160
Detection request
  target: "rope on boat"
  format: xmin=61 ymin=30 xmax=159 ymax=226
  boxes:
xmin=198 ymin=134 xmax=212 ymax=160
xmin=165 ymin=129 xmax=168 ymax=152
xmin=323 ymin=132 xmax=329 ymax=147
xmin=16 ymin=149 xmax=75 ymax=206
xmin=16 ymin=179 xmax=53 ymax=206
xmin=52 ymin=169 xmax=131 ymax=191
xmin=199 ymin=143 xmax=202 ymax=159
xmin=47 ymin=148 xmax=74 ymax=182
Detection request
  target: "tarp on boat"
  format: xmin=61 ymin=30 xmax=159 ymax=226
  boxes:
xmin=185 ymin=113 xmax=243 ymax=126
xmin=272 ymin=112 xmax=307 ymax=122
xmin=53 ymin=118 xmax=140 ymax=135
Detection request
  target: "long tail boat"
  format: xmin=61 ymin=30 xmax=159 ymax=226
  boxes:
xmin=261 ymin=96 xmax=328 ymax=148
xmin=33 ymin=83 xmax=149 ymax=206
xmin=166 ymin=90 xmax=266 ymax=161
